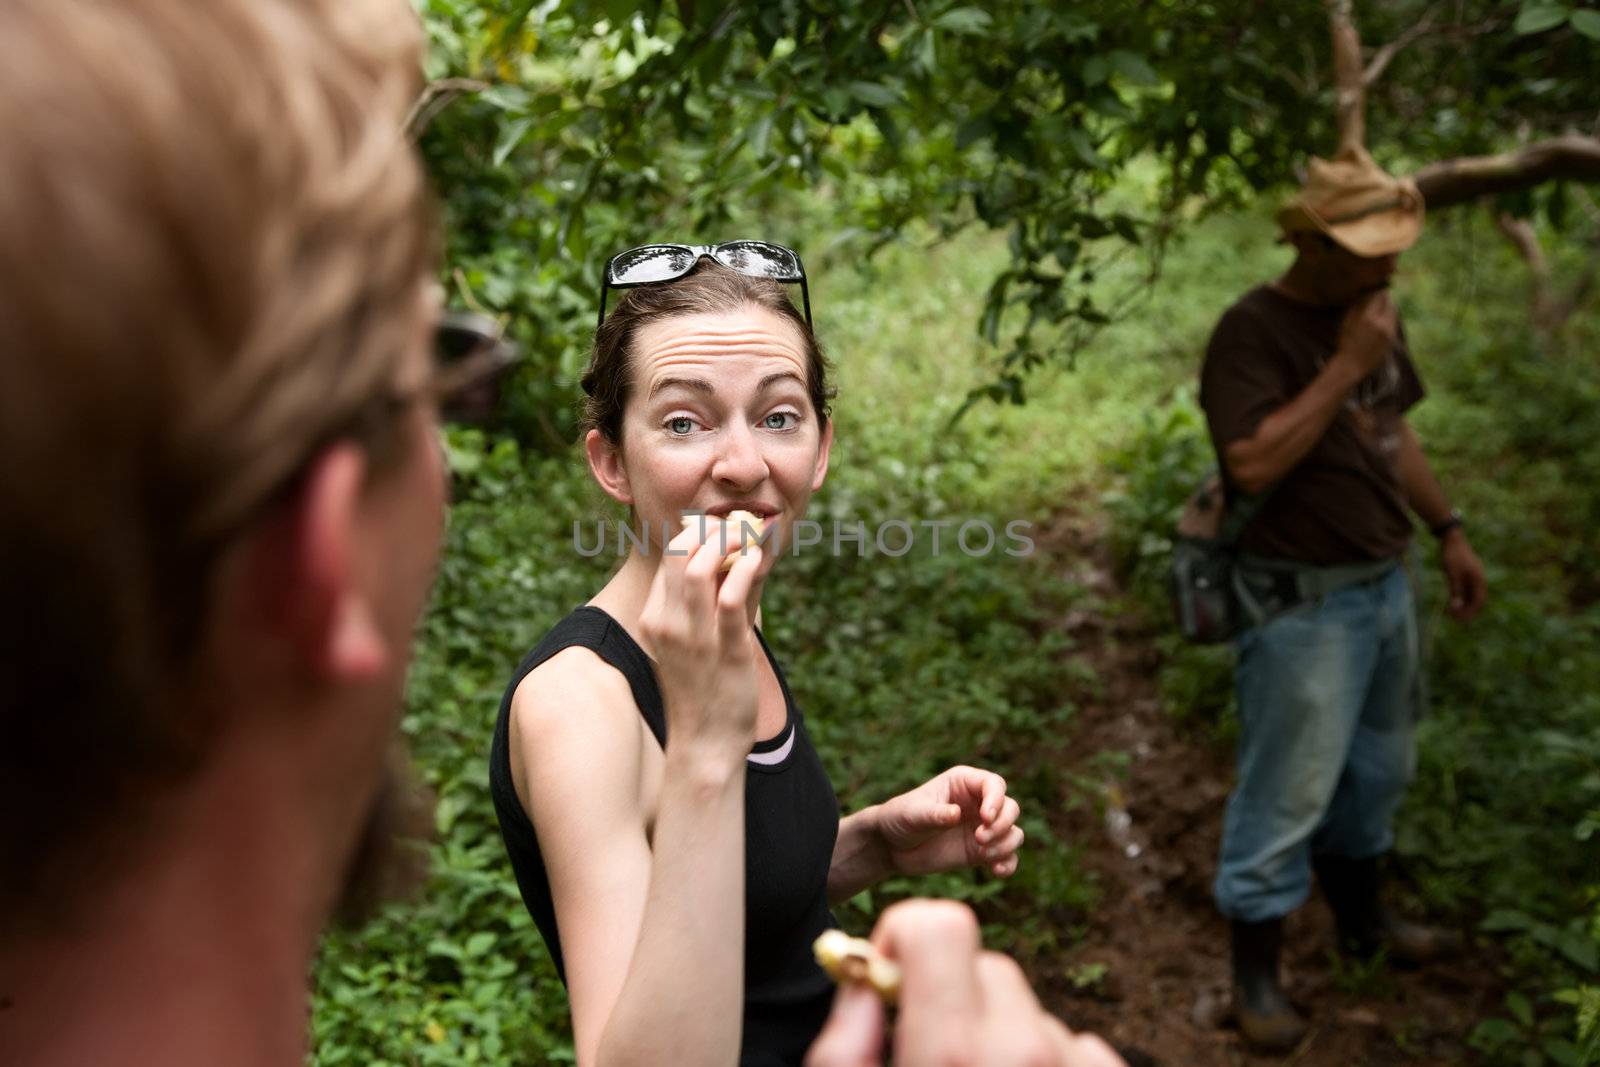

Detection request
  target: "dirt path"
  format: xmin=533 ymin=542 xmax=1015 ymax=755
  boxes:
xmin=1021 ymin=512 xmax=1503 ymax=1066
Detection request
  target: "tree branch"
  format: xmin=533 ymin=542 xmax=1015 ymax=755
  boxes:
xmin=1326 ymin=0 xmax=1365 ymax=152
xmin=1413 ymin=134 xmax=1600 ymax=208
xmin=1363 ymin=16 xmax=1434 ymax=88
xmin=1494 ymin=210 xmax=1556 ymax=338
xmin=1494 ymin=212 xmax=1549 ymax=283
xmin=405 ymin=77 xmax=490 ymax=140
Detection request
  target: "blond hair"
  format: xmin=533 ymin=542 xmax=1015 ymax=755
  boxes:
xmin=0 ymin=0 xmax=437 ymax=920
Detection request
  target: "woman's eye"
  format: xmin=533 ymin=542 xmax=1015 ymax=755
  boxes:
xmin=666 ymin=416 xmax=698 ymax=435
xmin=763 ymin=412 xmax=799 ymax=430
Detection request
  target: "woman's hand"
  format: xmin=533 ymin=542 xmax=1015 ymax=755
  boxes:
xmin=639 ymin=518 xmax=764 ymax=765
xmin=876 ymin=766 xmax=1023 ymax=879
xmin=804 ymin=901 xmax=1126 ymax=1067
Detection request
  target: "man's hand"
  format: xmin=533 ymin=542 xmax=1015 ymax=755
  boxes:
xmin=875 ymin=767 xmax=1023 ymax=879
xmin=1440 ymin=529 xmax=1486 ymax=622
xmin=805 ymin=901 xmax=1126 ymax=1067
xmin=1335 ymin=290 xmax=1398 ymax=378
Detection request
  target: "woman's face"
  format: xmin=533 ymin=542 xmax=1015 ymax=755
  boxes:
xmin=589 ymin=303 xmax=832 ymax=577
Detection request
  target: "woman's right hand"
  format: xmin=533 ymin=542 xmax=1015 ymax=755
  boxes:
xmin=638 ymin=517 xmax=764 ymax=764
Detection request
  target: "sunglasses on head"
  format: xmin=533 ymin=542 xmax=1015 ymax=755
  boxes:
xmin=597 ymin=240 xmax=811 ymax=330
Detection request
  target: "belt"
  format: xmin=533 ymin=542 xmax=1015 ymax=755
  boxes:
xmin=1233 ymin=555 xmax=1399 ymax=627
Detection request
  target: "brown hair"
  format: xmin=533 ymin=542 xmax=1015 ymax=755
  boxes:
xmin=0 ymin=0 xmax=435 ymax=922
xmin=580 ymin=258 xmax=834 ymax=444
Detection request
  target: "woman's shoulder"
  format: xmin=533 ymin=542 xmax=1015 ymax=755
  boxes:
xmin=511 ymin=641 xmax=643 ymax=758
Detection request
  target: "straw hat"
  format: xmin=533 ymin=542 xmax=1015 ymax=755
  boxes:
xmin=1277 ymin=145 xmax=1424 ymax=257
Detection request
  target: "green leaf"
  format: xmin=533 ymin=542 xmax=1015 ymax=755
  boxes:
xmin=933 ymin=7 xmax=992 ymax=35
xmin=1514 ymin=3 xmax=1571 ymax=34
xmin=1108 ymin=50 xmax=1160 ymax=86
xmin=1508 ymin=991 xmax=1535 ymax=1028
xmin=848 ymin=80 xmax=901 ymax=108
xmin=465 ymin=932 xmax=497 ymax=958
xmin=1570 ymin=9 xmax=1600 ymax=37
xmin=1064 ymin=128 xmax=1103 ymax=168
xmin=491 ymin=117 xmax=533 ymax=168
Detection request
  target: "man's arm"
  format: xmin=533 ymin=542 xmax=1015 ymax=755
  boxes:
xmin=1397 ymin=418 xmax=1487 ymax=622
xmin=1395 ymin=419 xmax=1454 ymax=530
xmin=1220 ymin=291 xmax=1398 ymax=494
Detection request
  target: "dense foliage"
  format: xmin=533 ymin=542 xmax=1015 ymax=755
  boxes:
xmin=416 ymin=0 xmax=1599 ymax=445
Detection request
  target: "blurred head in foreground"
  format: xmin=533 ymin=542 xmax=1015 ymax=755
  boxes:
xmin=1278 ymin=144 xmax=1425 ymax=304
xmin=0 ymin=0 xmax=443 ymax=1018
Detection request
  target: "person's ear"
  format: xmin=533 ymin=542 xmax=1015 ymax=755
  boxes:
xmin=246 ymin=443 xmax=390 ymax=681
xmin=586 ymin=428 xmax=633 ymax=506
xmin=811 ymin=417 xmax=834 ymax=492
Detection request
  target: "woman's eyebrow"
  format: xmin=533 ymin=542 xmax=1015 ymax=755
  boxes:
xmin=647 ymin=375 xmax=715 ymax=400
xmin=757 ymin=372 xmax=805 ymax=393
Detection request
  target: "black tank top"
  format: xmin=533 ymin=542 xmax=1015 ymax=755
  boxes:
xmin=488 ymin=606 xmax=840 ymax=1067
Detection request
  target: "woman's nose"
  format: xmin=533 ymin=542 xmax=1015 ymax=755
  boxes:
xmin=712 ymin=424 xmax=769 ymax=490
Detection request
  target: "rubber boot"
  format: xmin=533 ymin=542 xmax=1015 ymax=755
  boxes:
xmin=1313 ymin=853 xmax=1462 ymax=965
xmin=1231 ymin=918 xmax=1307 ymax=1052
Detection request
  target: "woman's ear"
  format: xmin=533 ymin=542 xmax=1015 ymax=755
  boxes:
xmin=585 ymin=427 xmax=633 ymax=506
xmin=810 ymin=417 xmax=834 ymax=492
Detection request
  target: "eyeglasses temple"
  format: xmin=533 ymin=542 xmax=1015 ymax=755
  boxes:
xmin=597 ymin=282 xmax=610 ymax=329
xmin=800 ymin=276 xmax=812 ymax=331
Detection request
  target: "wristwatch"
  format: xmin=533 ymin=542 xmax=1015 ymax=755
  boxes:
xmin=1430 ymin=510 xmax=1464 ymax=540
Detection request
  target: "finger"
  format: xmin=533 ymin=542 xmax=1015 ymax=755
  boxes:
xmin=970 ymin=769 xmax=1007 ymax=824
xmin=683 ymin=521 xmax=740 ymax=618
xmin=984 ymin=824 xmax=1025 ymax=869
xmin=991 ymin=852 xmax=1020 ymax=878
xmin=1040 ymin=1017 xmax=1129 ymax=1067
xmin=975 ymin=956 xmax=1127 ymax=1067
xmin=872 ymin=901 xmax=982 ymax=1063
xmin=973 ymin=953 xmax=1058 ymax=1062
xmin=904 ymin=800 xmax=963 ymax=831
xmin=716 ymin=543 xmax=764 ymax=648
xmin=978 ymin=796 xmax=1021 ymax=845
xmin=660 ymin=517 xmax=713 ymax=606
xmin=803 ymin=985 xmax=884 ymax=1067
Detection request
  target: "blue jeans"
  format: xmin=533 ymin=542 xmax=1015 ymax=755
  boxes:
xmin=1214 ymin=563 xmax=1419 ymax=922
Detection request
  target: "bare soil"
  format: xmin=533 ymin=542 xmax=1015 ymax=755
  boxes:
xmin=1019 ymin=512 xmax=1503 ymax=1067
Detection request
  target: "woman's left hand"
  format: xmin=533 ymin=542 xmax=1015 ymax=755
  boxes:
xmin=876 ymin=766 xmax=1023 ymax=879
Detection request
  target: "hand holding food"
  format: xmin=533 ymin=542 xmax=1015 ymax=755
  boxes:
xmin=642 ymin=514 xmax=765 ymax=761
xmin=805 ymin=902 xmax=1127 ymax=1067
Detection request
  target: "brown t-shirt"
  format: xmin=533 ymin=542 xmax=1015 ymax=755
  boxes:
xmin=1199 ymin=285 xmax=1425 ymax=565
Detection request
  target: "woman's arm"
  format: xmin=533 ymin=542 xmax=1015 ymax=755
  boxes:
xmin=515 ymin=524 xmax=765 ymax=1067
xmin=828 ymin=807 xmax=890 ymax=904
xmin=515 ymin=656 xmax=748 ymax=1067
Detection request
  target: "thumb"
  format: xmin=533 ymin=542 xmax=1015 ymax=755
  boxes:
xmin=906 ymin=802 xmax=963 ymax=830
xmin=805 ymin=985 xmax=884 ymax=1067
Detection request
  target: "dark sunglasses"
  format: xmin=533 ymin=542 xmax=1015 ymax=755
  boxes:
xmin=430 ymin=310 xmax=520 ymax=423
xmin=597 ymin=240 xmax=812 ymax=329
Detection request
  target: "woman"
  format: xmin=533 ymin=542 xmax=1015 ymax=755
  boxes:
xmin=489 ymin=242 xmax=1026 ymax=1067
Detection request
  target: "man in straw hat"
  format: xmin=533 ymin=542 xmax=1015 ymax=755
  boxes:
xmin=0 ymin=2 xmax=1124 ymax=1065
xmin=1198 ymin=145 xmax=1486 ymax=1050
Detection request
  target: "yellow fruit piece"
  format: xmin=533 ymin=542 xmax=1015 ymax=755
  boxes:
xmin=813 ymin=928 xmax=901 ymax=1002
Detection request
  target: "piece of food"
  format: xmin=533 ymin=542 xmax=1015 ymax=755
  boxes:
xmin=813 ymin=929 xmax=901 ymax=1003
xmin=679 ymin=510 xmax=768 ymax=571
xmin=718 ymin=509 xmax=766 ymax=571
